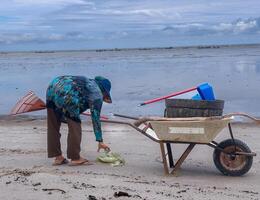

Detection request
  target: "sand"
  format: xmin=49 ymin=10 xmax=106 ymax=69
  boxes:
xmin=0 ymin=116 xmax=259 ymax=200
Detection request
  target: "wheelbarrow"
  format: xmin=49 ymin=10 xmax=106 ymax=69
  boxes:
xmin=101 ymin=113 xmax=258 ymax=176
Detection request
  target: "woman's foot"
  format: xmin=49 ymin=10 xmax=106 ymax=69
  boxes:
xmin=69 ymin=157 xmax=93 ymax=166
xmin=52 ymin=155 xmax=68 ymax=166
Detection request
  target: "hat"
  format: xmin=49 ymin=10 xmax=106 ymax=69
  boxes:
xmin=95 ymin=76 xmax=112 ymax=103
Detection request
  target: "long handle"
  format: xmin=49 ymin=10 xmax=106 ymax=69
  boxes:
xmin=139 ymin=86 xmax=197 ymax=106
xmin=223 ymin=112 xmax=260 ymax=124
xmin=100 ymin=118 xmax=161 ymax=143
xmin=113 ymin=113 xmax=139 ymax=120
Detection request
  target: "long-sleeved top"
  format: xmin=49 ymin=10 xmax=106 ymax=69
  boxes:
xmin=46 ymin=75 xmax=103 ymax=142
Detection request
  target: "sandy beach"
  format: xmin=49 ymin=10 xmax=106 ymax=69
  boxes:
xmin=1 ymin=0 xmax=260 ymax=199
xmin=0 ymin=115 xmax=259 ymax=200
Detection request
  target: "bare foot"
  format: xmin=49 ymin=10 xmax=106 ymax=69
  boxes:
xmin=69 ymin=157 xmax=93 ymax=166
xmin=53 ymin=155 xmax=68 ymax=166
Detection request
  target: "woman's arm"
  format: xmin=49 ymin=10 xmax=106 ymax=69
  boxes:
xmin=90 ymin=99 xmax=103 ymax=142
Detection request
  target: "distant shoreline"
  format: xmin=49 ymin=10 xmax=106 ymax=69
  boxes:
xmin=1 ymin=43 xmax=260 ymax=54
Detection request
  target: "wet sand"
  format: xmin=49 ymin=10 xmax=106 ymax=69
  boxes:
xmin=1 ymin=44 xmax=260 ymax=117
xmin=0 ymin=116 xmax=259 ymax=200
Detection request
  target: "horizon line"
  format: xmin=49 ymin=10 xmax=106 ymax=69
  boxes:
xmin=1 ymin=43 xmax=260 ymax=54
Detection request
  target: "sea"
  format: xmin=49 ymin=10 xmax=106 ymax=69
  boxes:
xmin=1 ymin=44 xmax=260 ymax=118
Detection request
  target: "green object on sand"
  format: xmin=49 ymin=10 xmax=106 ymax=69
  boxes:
xmin=97 ymin=152 xmax=125 ymax=167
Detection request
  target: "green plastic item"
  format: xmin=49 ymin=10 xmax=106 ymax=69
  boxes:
xmin=97 ymin=152 xmax=125 ymax=167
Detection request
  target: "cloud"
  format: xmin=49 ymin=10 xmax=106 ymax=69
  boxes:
xmin=162 ymin=17 xmax=260 ymax=36
xmin=91 ymin=8 xmax=166 ymax=18
xmin=13 ymin=0 xmax=85 ymax=6
xmin=210 ymin=18 xmax=260 ymax=34
xmin=1 ymin=1 xmax=260 ymax=50
xmin=1 ymin=17 xmax=260 ymax=46
xmin=0 ymin=33 xmax=65 ymax=44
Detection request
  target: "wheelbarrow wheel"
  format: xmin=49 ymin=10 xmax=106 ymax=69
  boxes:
xmin=213 ymin=139 xmax=253 ymax=176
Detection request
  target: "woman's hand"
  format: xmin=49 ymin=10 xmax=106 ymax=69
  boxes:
xmin=97 ymin=142 xmax=111 ymax=152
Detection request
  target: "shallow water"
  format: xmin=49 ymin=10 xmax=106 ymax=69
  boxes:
xmin=1 ymin=45 xmax=260 ymax=117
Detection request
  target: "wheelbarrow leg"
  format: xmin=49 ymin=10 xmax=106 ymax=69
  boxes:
xmin=171 ymin=143 xmax=196 ymax=175
xmin=166 ymin=143 xmax=174 ymax=168
xmin=160 ymin=142 xmax=169 ymax=175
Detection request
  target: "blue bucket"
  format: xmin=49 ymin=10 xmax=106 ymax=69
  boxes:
xmin=197 ymin=83 xmax=215 ymax=100
xmin=192 ymin=93 xmax=202 ymax=100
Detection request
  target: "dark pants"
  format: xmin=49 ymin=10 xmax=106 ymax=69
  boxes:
xmin=47 ymin=108 xmax=82 ymax=160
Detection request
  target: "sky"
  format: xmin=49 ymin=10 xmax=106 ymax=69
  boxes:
xmin=0 ymin=0 xmax=260 ymax=51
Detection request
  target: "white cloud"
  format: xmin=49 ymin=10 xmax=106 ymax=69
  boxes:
xmin=1 ymin=1 xmax=260 ymax=49
xmin=1 ymin=17 xmax=260 ymax=46
xmin=101 ymin=9 xmax=166 ymax=18
xmin=0 ymin=33 xmax=66 ymax=44
xmin=162 ymin=18 xmax=260 ymax=36
xmin=234 ymin=19 xmax=257 ymax=32
xmin=14 ymin=0 xmax=85 ymax=5
xmin=215 ymin=18 xmax=260 ymax=34
xmin=213 ymin=23 xmax=233 ymax=32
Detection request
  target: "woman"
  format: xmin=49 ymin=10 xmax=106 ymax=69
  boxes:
xmin=46 ymin=75 xmax=112 ymax=166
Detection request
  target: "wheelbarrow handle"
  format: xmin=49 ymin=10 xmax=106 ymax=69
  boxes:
xmin=113 ymin=113 xmax=139 ymax=120
xmin=100 ymin=118 xmax=162 ymax=143
xmin=223 ymin=112 xmax=260 ymax=124
xmin=100 ymin=118 xmax=134 ymax=126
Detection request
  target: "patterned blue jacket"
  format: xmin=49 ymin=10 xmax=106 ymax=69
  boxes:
xmin=46 ymin=76 xmax=103 ymax=142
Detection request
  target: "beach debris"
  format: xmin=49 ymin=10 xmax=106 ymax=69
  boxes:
xmin=177 ymin=189 xmax=187 ymax=194
xmin=0 ymin=169 xmax=35 ymax=178
xmin=97 ymin=151 xmax=125 ymax=167
xmin=240 ymin=190 xmax=259 ymax=195
xmin=14 ymin=175 xmax=28 ymax=183
xmin=15 ymin=169 xmax=34 ymax=176
xmin=81 ymin=183 xmax=96 ymax=189
xmin=71 ymin=182 xmax=96 ymax=190
xmin=42 ymin=188 xmax=66 ymax=194
xmin=88 ymin=195 xmax=98 ymax=200
xmin=114 ymin=191 xmax=131 ymax=198
xmin=32 ymin=182 xmax=41 ymax=187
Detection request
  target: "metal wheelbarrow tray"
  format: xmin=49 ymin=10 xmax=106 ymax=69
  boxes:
xmin=103 ymin=113 xmax=257 ymax=176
